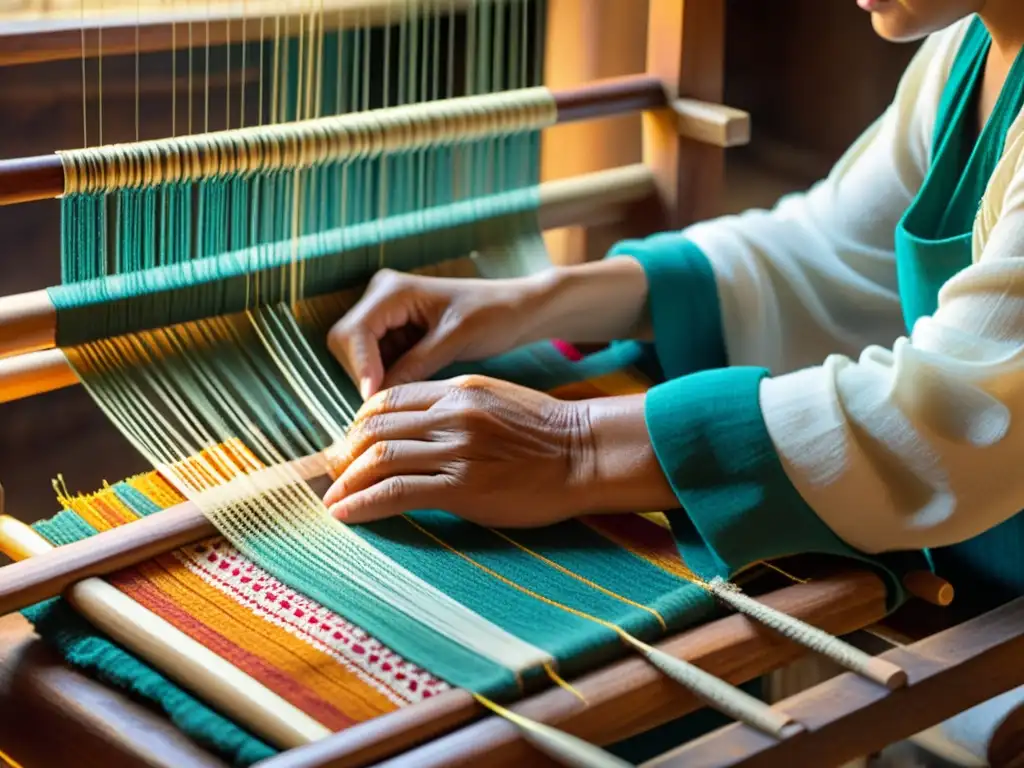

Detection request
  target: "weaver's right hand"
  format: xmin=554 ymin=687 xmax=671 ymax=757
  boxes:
xmin=327 ymin=269 xmax=550 ymax=400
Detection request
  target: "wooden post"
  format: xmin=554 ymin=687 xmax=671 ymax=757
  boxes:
xmin=644 ymin=0 xmax=726 ymax=230
xmin=542 ymin=0 xmax=648 ymax=264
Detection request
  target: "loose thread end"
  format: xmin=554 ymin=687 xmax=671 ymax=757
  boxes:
xmin=758 ymin=560 xmax=809 ymax=585
xmin=51 ymin=473 xmax=72 ymax=507
xmin=544 ymin=662 xmax=588 ymax=705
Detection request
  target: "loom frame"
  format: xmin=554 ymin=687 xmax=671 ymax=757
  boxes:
xmin=0 ymin=1 xmax=1022 ymax=767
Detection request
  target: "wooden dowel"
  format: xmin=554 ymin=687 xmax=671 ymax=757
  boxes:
xmin=555 ymin=75 xmax=667 ymax=124
xmin=0 ymin=164 xmax=655 ymax=379
xmin=265 ymin=571 xmax=889 ymax=768
xmin=0 ymin=500 xmax=213 ymax=614
xmin=0 ymin=515 xmax=333 ymax=750
xmin=672 ymin=99 xmax=751 ymax=148
xmin=0 ymin=289 xmax=55 ymax=360
xmin=0 ymin=457 xmax=333 ymax=616
xmin=0 ymin=155 xmax=65 ymax=206
xmin=902 ymin=570 xmax=955 ymax=607
xmin=0 ymin=347 xmax=76 ymax=403
xmin=264 ymin=688 xmax=482 ymax=768
xmin=0 ymin=76 xmax=669 ymax=207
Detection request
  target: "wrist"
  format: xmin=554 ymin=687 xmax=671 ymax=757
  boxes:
xmin=568 ymin=394 xmax=678 ymax=515
xmin=516 ymin=257 xmax=650 ymax=346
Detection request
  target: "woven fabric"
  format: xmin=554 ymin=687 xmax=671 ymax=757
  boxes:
xmin=23 ymin=341 xmax=711 ymax=765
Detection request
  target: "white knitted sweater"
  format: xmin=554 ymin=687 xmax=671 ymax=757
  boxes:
xmin=683 ymin=18 xmax=1024 ymax=554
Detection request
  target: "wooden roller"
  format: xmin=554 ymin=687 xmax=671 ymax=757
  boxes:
xmin=0 ymin=163 xmax=658 ymax=397
xmin=0 ymin=514 xmax=332 ymax=750
xmin=0 ymin=74 xmax=748 ymax=206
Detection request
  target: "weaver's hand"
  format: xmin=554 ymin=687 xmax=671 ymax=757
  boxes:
xmin=327 ymin=269 xmax=549 ymax=400
xmin=322 ymin=375 xmax=594 ymax=526
xmin=322 ymin=374 xmax=678 ymax=526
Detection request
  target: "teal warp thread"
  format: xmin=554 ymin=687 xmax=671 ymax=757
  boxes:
xmin=51 ymin=187 xmax=542 ymax=346
xmin=55 ymin=0 xmax=551 ymax=346
xmin=64 ymin=314 xmax=721 ymax=701
xmin=49 ymin=0 xmax=648 ymax=708
xmin=354 ymin=512 xmax=718 ymax=685
xmin=25 ymin=501 xmax=276 ymax=768
xmin=66 ymin=307 xmax=526 ymax=698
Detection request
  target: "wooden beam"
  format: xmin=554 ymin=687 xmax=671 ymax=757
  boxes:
xmin=304 ymin=572 xmax=889 ymax=768
xmin=541 ymin=0 xmax=649 ymax=265
xmin=646 ymin=597 xmax=1024 ymax=768
xmin=0 ymin=613 xmax=231 ymax=768
xmin=644 ymin=0 xmax=726 ymax=229
xmin=672 ymin=99 xmax=750 ymax=149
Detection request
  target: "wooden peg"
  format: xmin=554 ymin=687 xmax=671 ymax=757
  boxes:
xmin=903 ymin=570 xmax=955 ymax=608
xmin=671 ymin=99 xmax=751 ymax=148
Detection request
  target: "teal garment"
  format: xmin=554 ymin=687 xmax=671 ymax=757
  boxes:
xmin=895 ymin=17 xmax=1024 ymax=616
xmin=896 ymin=17 xmax=1024 ymax=325
xmin=624 ymin=15 xmax=1024 ymax=620
xmin=607 ymin=235 xmax=729 ymax=378
xmin=616 ymin=235 xmax=909 ymax=601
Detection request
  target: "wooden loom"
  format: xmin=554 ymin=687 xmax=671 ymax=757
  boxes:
xmin=0 ymin=2 xmax=1021 ymax=767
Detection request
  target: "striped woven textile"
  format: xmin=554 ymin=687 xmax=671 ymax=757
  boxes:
xmin=22 ymin=340 xmax=712 ymax=766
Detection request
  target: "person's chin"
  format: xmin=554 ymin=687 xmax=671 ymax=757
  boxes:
xmin=870 ymin=11 xmax=927 ymax=43
xmin=861 ymin=0 xmax=969 ymax=43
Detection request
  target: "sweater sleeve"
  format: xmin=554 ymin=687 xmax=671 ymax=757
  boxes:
xmin=647 ymin=65 xmax=1024 ymax=574
xmin=761 ymin=134 xmax=1024 ymax=555
xmin=641 ymin=25 xmax=963 ymax=377
xmin=628 ymin=22 xmax=1013 ymax=579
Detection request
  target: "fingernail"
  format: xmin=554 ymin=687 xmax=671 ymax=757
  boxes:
xmin=359 ymin=377 xmax=373 ymax=400
xmin=327 ymin=503 xmax=348 ymax=521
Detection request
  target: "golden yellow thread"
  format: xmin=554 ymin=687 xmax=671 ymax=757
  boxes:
xmin=57 ymin=88 xmax=558 ymax=193
xmin=473 ymin=692 xmax=544 ymax=726
xmin=489 ymin=529 xmax=668 ymax=631
xmin=543 ymin=662 xmax=587 ymax=705
xmin=403 ymin=517 xmax=626 ymax=636
xmin=757 ymin=560 xmax=808 ymax=585
xmin=401 ymin=513 xmax=659 ymax=700
xmin=0 ymin=746 xmax=26 ymax=768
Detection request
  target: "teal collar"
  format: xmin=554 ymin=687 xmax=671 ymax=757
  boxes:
xmin=895 ymin=16 xmax=1024 ymax=329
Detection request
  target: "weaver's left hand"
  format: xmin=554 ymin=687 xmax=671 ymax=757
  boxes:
xmin=322 ymin=375 xmax=594 ymax=526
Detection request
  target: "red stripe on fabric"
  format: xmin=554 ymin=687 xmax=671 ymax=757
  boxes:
xmin=582 ymin=513 xmax=685 ymax=567
xmin=110 ymin=567 xmax=356 ymax=731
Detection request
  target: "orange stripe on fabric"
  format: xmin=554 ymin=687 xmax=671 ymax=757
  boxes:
xmin=113 ymin=566 xmax=356 ymax=730
xmin=552 ymin=370 xmax=651 ymax=401
xmin=111 ymin=562 xmax=361 ymax=730
xmin=124 ymin=463 xmax=437 ymax=707
xmin=56 ymin=485 xmax=138 ymax=531
xmin=56 ymin=466 xmax=407 ymax=725
xmin=113 ymin=554 xmax=399 ymax=726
